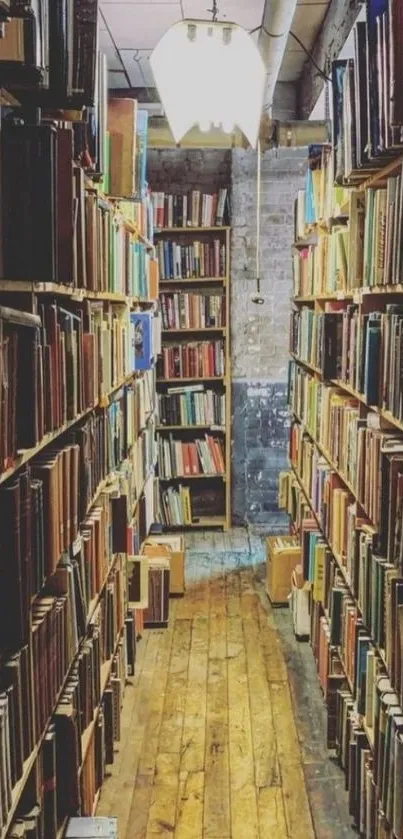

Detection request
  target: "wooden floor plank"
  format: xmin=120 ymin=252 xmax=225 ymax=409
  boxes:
xmin=97 ymin=632 xmax=161 ymax=839
xmin=175 ymin=771 xmax=204 ymax=839
xmin=158 ymin=618 xmax=192 ymax=756
xmin=96 ymin=535 xmax=350 ymax=839
xmin=240 ymin=572 xmax=281 ymax=790
xmin=270 ymin=680 xmax=315 ymax=839
xmin=125 ymin=615 xmax=178 ymax=839
xmin=257 ymin=787 xmax=289 ymax=839
xmin=180 ymin=616 xmax=209 ymax=774
xmin=227 ymin=612 xmax=259 ymax=839
xmin=203 ymin=608 xmax=230 ymax=839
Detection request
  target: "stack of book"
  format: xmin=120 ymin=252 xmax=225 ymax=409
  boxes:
xmin=151 ymin=188 xmax=228 ymax=228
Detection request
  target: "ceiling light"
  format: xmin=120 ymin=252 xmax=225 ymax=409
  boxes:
xmin=150 ymin=18 xmax=266 ymax=148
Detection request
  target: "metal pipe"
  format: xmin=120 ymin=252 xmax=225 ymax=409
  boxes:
xmin=258 ymin=0 xmax=299 ymax=115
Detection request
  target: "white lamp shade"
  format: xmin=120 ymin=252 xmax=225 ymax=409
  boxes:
xmin=150 ymin=19 xmax=266 ymax=148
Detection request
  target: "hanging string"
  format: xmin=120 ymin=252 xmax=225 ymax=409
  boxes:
xmin=252 ymin=140 xmax=265 ymax=305
xmin=207 ymin=1 xmax=219 ymax=22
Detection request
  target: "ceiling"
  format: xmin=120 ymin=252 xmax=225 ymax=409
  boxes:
xmin=99 ymin=0 xmax=332 ymax=95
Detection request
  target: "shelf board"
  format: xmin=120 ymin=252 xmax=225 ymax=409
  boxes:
xmin=0 ymin=280 xmax=157 ymax=306
xmin=157 ymin=376 xmax=226 ymax=384
xmin=159 ymin=473 xmax=225 ymax=481
xmin=162 ymin=327 xmax=226 ymax=334
xmin=156 ymin=425 xmax=225 ymax=431
xmin=160 ymin=277 xmax=226 ymax=285
xmin=155 ymin=226 xmax=230 ymax=234
xmin=291 ymin=354 xmax=322 ymax=377
xmin=165 ymin=517 xmax=227 ymax=529
xmin=0 ymin=373 xmax=135 ymax=487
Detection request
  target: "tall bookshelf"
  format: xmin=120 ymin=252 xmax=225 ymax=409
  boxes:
xmin=154 ymin=222 xmax=231 ymax=530
xmin=0 ymin=31 xmax=160 ymax=837
xmin=286 ymin=125 xmax=403 ymax=835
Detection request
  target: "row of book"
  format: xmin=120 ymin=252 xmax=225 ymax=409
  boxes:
xmin=157 ymin=386 xmax=226 ymax=428
xmin=160 ymin=292 xmax=225 ymax=331
xmin=151 ymin=189 xmax=229 ymax=229
xmin=157 ymin=340 xmax=225 ymax=381
xmin=158 ymin=434 xmax=225 ymax=480
xmin=1 ymin=119 xmax=158 ymax=289
xmin=84 ymin=191 xmax=158 ymax=297
xmin=0 ymin=303 xmax=160 ymax=471
xmin=332 ymin=5 xmax=403 ymax=182
xmin=293 ymin=226 xmax=349 ymax=297
xmin=160 ymin=483 xmax=226 ymax=527
xmin=295 ymin=145 xmax=350 ymax=236
xmin=157 ymin=239 xmax=227 ymax=281
xmin=282 ymin=474 xmax=403 ymax=836
xmin=0 ymin=553 xmax=130 ymax=834
xmin=0 ymin=0 xmax=98 ymax=107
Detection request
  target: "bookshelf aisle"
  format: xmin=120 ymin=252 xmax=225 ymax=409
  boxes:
xmin=284 ymin=21 xmax=403 ymax=834
xmin=153 ymin=191 xmax=231 ymax=530
xmin=0 ymin=22 xmax=160 ymax=839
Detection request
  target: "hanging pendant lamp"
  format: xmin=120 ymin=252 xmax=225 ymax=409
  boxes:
xmin=150 ymin=2 xmax=266 ymax=149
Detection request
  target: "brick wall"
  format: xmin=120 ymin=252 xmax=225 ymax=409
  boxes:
xmin=148 ymin=146 xmax=307 ymax=526
xmin=230 ymin=147 xmax=307 ymax=524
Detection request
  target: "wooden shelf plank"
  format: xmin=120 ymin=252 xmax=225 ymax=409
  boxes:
xmin=159 ymin=473 xmax=225 ymax=481
xmin=160 ymin=277 xmax=225 ymax=285
xmin=162 ymin=327 xmax=226 ymax=334
xmin=157 ymin=376 xmax=226 ymax=384
xmin=155 ymin=226 xmax=230 ymax=234
xmin=156 ymin=425 xmax=225 ymax=431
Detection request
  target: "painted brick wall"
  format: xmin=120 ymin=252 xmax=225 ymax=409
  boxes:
xmin=148 ymin=147 xmax=306 ymax=526
xmin=230 ymin=147 xmax=307 ymax=524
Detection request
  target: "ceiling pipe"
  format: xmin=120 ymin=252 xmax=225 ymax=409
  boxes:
xmin=258 ymin=0 xmax=299 ymax=115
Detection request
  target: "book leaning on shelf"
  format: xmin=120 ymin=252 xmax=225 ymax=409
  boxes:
xmin=151 ymin=188 xmax=229 ymax=228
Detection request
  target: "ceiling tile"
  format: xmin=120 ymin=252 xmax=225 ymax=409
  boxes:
xmin=101 ymin=2 xmax=182 ymax=49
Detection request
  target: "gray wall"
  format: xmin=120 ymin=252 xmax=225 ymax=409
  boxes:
xmin=230 ymin=148 xmax=306 ymax=524
xmin=148 ymin=146 xmax=306 ymax=527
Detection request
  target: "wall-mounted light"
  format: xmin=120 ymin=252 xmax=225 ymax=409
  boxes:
xmin=150 ymin=16 xmax=266 ymax=149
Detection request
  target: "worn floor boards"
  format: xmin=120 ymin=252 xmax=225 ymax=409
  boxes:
xmin=98 ymin=529 xmax=355 ymax=838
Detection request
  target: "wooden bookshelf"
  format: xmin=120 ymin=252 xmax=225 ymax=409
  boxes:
xmin=157 ymin=226 xmax=231 ymax=531
xmin=0 ymin=92 xmax=160 ymax=837
xmin=289 ymin=132 xmax=403 ymax=835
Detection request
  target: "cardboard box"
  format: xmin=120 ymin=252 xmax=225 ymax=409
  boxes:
xmin=142 ymin=535 xmax=185 ymax=596
xmin=266 ymin=535 xmax=301 ymax=605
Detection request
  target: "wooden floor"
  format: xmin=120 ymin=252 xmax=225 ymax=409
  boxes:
xmin=98 ymin=530 xmax=354 ymax=838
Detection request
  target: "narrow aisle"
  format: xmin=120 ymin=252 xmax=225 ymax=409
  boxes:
xmin=98 ymin=531 xmax=355 ymax=838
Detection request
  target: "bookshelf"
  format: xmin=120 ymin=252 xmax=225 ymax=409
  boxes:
xmin=154 ymin=221 xmax=231 ymax=531
xmin=287 ymin=109 xmax=403 ymax=834
xmin=0 ymin=39 xmax=161 ymax=835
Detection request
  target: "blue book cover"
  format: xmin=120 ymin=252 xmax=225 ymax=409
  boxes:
xmin=131 ymin=312 xmax=153 ymax=371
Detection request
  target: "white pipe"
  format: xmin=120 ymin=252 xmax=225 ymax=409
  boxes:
xmin=258 ymin=0 xmax=299 ymax=114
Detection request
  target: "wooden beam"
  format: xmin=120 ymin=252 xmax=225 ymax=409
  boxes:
xmin=297 ymin=0 xmax=361 ymax=119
